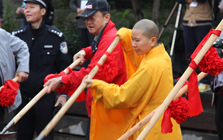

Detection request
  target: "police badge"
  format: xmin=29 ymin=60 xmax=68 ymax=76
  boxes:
xmin=60 ymin=41 xmax=68 ymax=54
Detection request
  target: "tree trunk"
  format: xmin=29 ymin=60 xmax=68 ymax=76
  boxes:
xmin=130 ymin=0 xmax=143 ymax=21
xmin=152 ymin=0 xmax=160 ymax=26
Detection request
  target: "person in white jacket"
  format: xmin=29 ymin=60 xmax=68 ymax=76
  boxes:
xmin=0 ymin=28 xmax=29 ymax=140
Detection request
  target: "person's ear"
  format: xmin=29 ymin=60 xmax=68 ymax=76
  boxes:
xmin=104 ymin=13 xmax=110 ymax=23
xmin=150 ymin=37 xmax=157 ymax=47
xmin=41 ymin=8 xmax=46 ymax=16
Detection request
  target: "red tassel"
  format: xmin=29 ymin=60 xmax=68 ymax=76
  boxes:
xmin=0 ymin=80 xmax=20 ymax=107
xmin=188 ymin=61 xmax=203 ymax=117
xmin=191 ymin=29 xmax=222 ymax=76
xmin=185 ymin=29 xmax=221 ymax=116
xmin=161 ymin=108 xmax=173 ymax=134
xmin=197 ymin=46 xmax=223 ymax=76
xmin=161 ymin=97 xmax=189 ymax=134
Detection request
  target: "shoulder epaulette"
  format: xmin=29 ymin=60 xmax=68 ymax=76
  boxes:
xmin=12 ymin=27 xmax=27 ymax=36
xmin=48 ymin=26 xmax=63 ymax=37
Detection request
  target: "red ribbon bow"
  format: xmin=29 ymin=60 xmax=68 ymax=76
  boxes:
xmin=161 ymin=97 xmax=189 ymax=134
xmin=191 ymin=29 xmax=222 ymax=76
xmin=0 ymin=80 xmax=20 ymax=107
xmin=187 ymin=29 xmax=221 ymax=116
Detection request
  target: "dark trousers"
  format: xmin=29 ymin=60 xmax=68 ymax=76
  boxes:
xmin=15 ymin=96 xmax=55 ymax=140
xmin=77 ymin=28 xmax=94 ymax=68
xmin=0 ymin=107 xmax=4 ymax=140
xmin=183 ymin=25 xmax=212 ymax=84
xmin=85 ymin=117 xmax=90 ymax=140
xmin=215 ymin=94 xmax=223 ymax=140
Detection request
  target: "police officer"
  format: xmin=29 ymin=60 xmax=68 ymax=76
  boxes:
xmin=12 ymin=0 xmax=70 ymax=140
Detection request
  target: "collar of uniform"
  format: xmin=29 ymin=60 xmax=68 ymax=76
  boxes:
xmin=29 ymin=20 xmax=46 ymax=35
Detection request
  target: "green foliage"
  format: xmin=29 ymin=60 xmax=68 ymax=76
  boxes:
xmin=2 ymin=0 xmax=16 ymax=32
xmin=52 ymin=0 xmax=70 ymax=9
xmin=110 ymin=9 xmax=135 ymax=30
xmin=107 ymin=0 xmax=133 ymax=9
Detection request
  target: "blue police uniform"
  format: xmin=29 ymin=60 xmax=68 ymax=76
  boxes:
xmin=12 ymin=21 xmax=70 ymax=140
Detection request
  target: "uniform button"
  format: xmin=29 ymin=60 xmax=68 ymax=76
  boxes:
xmin=28 ymin=98 xmax=31 ymax=101
xmin=32 ymin=38 xmax=34 ymax=40
xmin=47 ymin=52 xmax=50 ymax=55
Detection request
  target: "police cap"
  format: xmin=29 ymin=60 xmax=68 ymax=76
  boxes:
xmin=24 ymin=0 xmax=47 ymax=8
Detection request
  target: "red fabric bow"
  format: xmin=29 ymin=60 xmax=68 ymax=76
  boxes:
xmin=161 ymin=97 xmax=189 ymax=134
xmin=44 ymin=69 xmax=85 ymax=102
xmin=186 ymin=29 xmax=221 ymax=117
xmin=188 ymin=60 xmax=203 ymax=117
xmin=191 ymin=29 xmax=222 ymax=75
xmin=0 ymin=80 xmax=20 ymax=107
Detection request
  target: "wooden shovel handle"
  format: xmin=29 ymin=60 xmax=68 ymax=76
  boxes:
xmin=63 ymin=58 xmax=81 ymax=74
xmin=118 ymin=72 xmax=208 ymax=140
xmin=13 ymin=58 xmax=81 ymax=123
xmin=37 ymin=36 xmax=121 ymax=139
xmin=136 ymin=19 xmax=223 ymax=140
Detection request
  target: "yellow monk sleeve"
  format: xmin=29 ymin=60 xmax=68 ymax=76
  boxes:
xmin=116 ymin=27 xmax=143 ymax=69
xmin=91 ymin=67 xmax=156 ymax=109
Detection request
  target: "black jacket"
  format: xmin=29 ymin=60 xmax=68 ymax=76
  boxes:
xmin=12 ymin=21 xmax=70 ymax=100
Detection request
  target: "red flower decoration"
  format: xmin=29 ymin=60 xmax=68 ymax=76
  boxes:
xmin=198 ymin=46 xmax=223 ymax=76
xmin=190 ymin=29 xmax=223 ymax=76
xmin=0 ymin=80 xmax=20 ymax=107
xmin=161 ymin=97 xmax=189 ymax=134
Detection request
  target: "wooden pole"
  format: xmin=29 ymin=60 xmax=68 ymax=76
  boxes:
xmin=118 ymin=72 xmax=208 ymax=140
xmin=36 ymin=36 xmax=121 ymax=140
xmin=0 ymin=59 xmax=81 ymax=134
xmin=136 ymin=19 xmax=223 ymax=140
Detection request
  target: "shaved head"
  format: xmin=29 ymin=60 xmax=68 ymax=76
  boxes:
xmin=133 ymin=19 xmax=159 ymax=39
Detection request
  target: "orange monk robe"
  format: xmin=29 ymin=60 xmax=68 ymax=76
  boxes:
xmin=90 ymin=42 xmax=182 ymax=140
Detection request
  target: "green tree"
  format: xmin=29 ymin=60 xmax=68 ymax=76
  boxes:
xmin=2 ymin=0 xmax=16 ymax=32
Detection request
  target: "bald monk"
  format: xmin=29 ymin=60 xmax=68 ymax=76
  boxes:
xmin=83 ymin=19 xmax=182 ymax=140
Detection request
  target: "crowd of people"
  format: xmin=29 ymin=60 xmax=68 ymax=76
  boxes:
xmin=0 ymin=0 xmax=223 ymax=140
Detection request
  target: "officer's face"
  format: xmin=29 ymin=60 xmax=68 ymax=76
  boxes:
xmin=24 ymin=2 xmax=46 ymax=24
xmin=85 ymin=11 xmax=110 ymax=36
